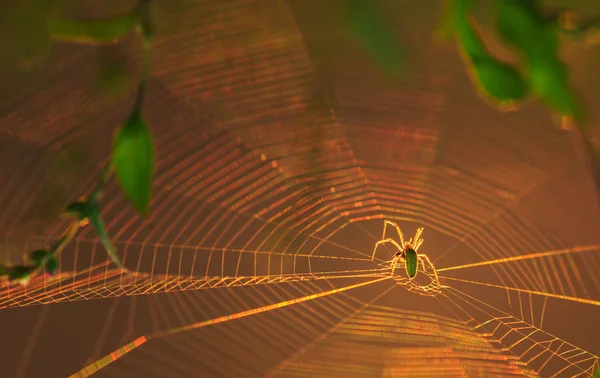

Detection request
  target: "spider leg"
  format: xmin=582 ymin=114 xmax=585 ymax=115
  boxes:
xmin=391 ymin=257 xmax=399 ymax=276
xmin=412 ymin=227 xmax=425 ymax=252
xmin=382 ymin=220 xmax=406 ymax=248
xmin=419 ymin=253 xmax=440 ymax=283
xmin=371 ymin=238 xmax=404 ymax=261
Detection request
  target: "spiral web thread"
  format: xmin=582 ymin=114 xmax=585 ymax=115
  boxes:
xmin=1 ymin=0 xmax=600 ymax=377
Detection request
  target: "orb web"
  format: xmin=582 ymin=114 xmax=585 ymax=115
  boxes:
xmin=1 ymin=1 xmax=600 ymax=378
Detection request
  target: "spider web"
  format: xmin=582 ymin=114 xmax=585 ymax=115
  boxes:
xmin=1 ymin=0 xmax=600 ymax=377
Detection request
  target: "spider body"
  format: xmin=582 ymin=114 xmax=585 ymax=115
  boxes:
xmin=372 ymin=221 xmax=425 ymax=280
xmin=404 ymin=246 xmax=418 ymax=279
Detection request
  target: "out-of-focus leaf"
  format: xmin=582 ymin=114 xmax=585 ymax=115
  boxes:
xmin=0 ymin=264 xmax=9 ymax=277
xmin=495 ymin=0 xmax=583 ymax=122
xmin=45 ymin=257 xmax=59 ymax=275
xmin=342 ymin=0 xmax=405 ymax=76
xmin=49 ymin=11 xmax=137 ymax=45
xmin=467 ymin=57 xmax=528 ymax=110
xmin=529 ymin=61 xmax=583 ymax=122
xmin=137 ymin=0 xmax=156 ymax=45
xmin=8 ymin=265 xmax=34 ymax=285
xmin=27 ymin=249 xmax=50 ymax=265
xmin=87 ymin=204 xmax=122 ymax=268
xmin=494 ymin=0 xmax=600 ymax=201
xmin=112 ymin=111 xmax=155 ymax=216
xmin=63 ymin=201 xmax=89 ymax=220
xmin=0 ymin=0 xmax=61 ymax=72
xmin=436 ymin=0 xmax=474 ymax=41
xmin=441 ymin=0 xmax=528 ymax=108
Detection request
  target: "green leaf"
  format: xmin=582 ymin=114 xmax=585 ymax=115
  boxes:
xmin=87 ymin=204 xmax=123 ymax=268
xmin=49 ymin=11 xmax=137 ymax=45
xmin=0 ymin=264 xmax=9 ymax=276
xmin=495 ymin=0 xmax=550 ymax=54
xmin=529 ymin=61 xmax=583 ymax=122
xmin=27 ymin=249 xmax=50 ymax=265
xmin=468 ymin=57 xmax=528 ymax=108
xmin=443 ymin=0 xmax=528 ymax=108
xmin=343 ymin=0 xmax=405 ymax=76
xmin=45 ymin=257 xmax=59 ymax=275
xmin=112 ymin=111 xmax=155 ymax=216
xmin=494 ymin=0 xmax=583 ymax=121
xmin=435 ymin=0 xmax=475 ymax=41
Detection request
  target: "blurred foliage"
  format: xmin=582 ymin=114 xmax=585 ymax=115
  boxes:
xmin=0 ymin=0 xmax=62 ymax=73
xmin=1 ymin=0 xmax=156 ymax=284
xmin=49 ymin=10 xmax=138 ymax=45
xmin=495 ymin=0 xmax=583 ymax=123
xmin=437 ymin=0 xmax=600 ymax=203
xmin=342 ymin=0 xmax=406 ymax=78
xmin=437 ymin=0 xmax=528 ymax=110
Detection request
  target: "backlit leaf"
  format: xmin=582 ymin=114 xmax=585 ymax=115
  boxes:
xmin=467 ymin=57 xmax=528 ymax=110
xmin=441 ymin=0 xmax=528 ymax=108
xmin=494 ymin=0 xmax=583 ymax=121
xmin=112 ymin=111 xmax=155 ymax=216
xmin=436 ymin=0 xmax=474 ymax=41
xmin=87 ymin=204 xmax=122 ymax=268
xmin=27 ymin=249 xmax=49 ymax=265
xmin=45 ymin=257 xmax=59 ymax=275
xmin=343 ymin=0 xmax=405 ymax=76
xmin=49 ymin=11 xmax=137 ymax=45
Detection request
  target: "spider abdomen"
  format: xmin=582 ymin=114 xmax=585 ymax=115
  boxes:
xmin=405 ymin=248 xmax=418 ymax=279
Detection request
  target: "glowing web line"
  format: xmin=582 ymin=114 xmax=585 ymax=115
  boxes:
xmin=265 ymin=284 xmax=397 ymax=376
xmin=437 ymin=245 xmax=600 ymax=273
xmin=69 ymin=276 xmax=390 ymax=377
xmin=442 ymin=275 xmax=600 ymax=306
xmin=444 ymin=287 xmax=598 ymax=377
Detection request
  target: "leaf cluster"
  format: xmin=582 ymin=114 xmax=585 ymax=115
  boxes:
xmin=0 ymin=250 xmax=58 ymax=286
xmin=3 ymin=0 xmax=157 ymax=285
xmin=438 ymin=0 xmax=600 ymax=202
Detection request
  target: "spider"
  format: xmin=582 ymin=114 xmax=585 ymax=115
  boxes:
xmin=371 ymin=220 xmax=425 ymax=279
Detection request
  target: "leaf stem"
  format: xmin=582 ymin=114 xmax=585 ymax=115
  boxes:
xmin=132 ymin=0 xmax=154 ymax=116
xmin=132 ymin=44 xmax=151 ymax=116
xmin=30 ymin=220 xmax=83 ymax=279
xmin=89 ymin=162 xmax=113 ymax=202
